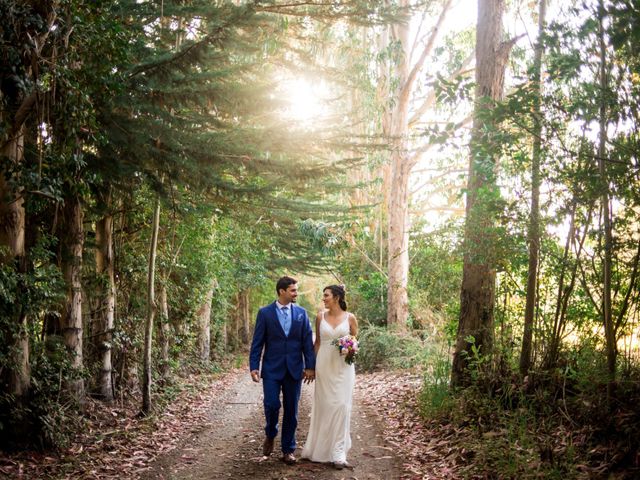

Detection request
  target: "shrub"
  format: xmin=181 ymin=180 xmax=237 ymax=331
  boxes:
xmin=356 ymin=325 xmax=425 ymax=371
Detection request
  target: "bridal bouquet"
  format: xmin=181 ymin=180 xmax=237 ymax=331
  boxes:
xmin=331 ymin=335 xmax=359 ymax=365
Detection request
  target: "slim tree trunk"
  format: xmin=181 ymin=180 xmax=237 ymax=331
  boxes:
xmin=142 ymin=196 xmax=161 ymax=415
xmin=452 ymin=0 xmax=510 ymax=388
xmin=95 ymin=204 xmax=115 ymax=401
xmin=520 ymin=0 xmax=547 ymax=377
xmin=545 ymin=202 xmax=591 ymax=368
xmin=376 ymin=22 xmax=391 ymax=294
xmin=115 ymin=199 xmax=140 ymax=394
xmin=221 ymin=322 xmax=228 ymax=353
xmin=157 ymin=283 xmax=171 ymax=379
xmin=597 ymin=0 xmax=616 ymax=396
xmin=196 ymin=279 xmax=216 ymax=362
xmin=546 ymin=203 xmax=577 ymax=368
xmin=60 ymin=194 xmax=85 ymax=400
xmin=238 ymin=288 xmax=251 ymax=345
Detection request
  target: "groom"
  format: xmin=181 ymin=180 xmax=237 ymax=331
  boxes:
xmin=249 ymin=276 xmax=316 ymax=465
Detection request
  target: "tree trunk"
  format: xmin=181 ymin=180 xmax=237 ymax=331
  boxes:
xmin=221 ymin=322 xmax=228 ymax=353
xmin=0 ymin=127 xmax=30 ymax=398
xmin=157 ymin=283 xmax=171 ymax=379
xmin=386 ymin=156 xmax=411 ymax=327
xmin=126 ymin=355 xmax=140 ymax=394
xmin=95 ymin=206 xmax=115 ymax=401
xmin=385 ymin=0 xmax=412 ymax=328
xmin=0 ymin=1 xmax=57 ymax=399
xmin=238 ymin=288 xmax=251 ymax=345
xmin=196 ymin=279 xmax=216 ymax=362
xmin=0 ymin=140 xmax=26 ymax=260
xmin=452 ymin=0 xmax=509 ymax=388
xmin=385 ymin=0 xmax=454 ymax=328
xmin=545 ymin=202 xmax=591 ymax=368
xmin=142 ymin=196 xmax=161 ymax=415
xmin=597 ymin=0 xmax=616 ymax=397
xmin=520 ymin=0 xmax=547 ymax=377
xmin=60 ymin=194 xmax=85 ymax=400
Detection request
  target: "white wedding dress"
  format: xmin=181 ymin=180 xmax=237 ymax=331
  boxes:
xmin=301 ymin=311 xmax=355 ymax=464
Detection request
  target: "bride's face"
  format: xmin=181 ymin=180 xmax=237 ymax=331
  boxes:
xmin=322 ymin=289 xmax=336 ymax=308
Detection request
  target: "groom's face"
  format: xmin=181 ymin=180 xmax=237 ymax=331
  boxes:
xmin=279 ymin=284 xmax=299 ymax=304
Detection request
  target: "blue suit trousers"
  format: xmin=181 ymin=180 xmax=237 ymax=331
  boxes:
xmin=262 ymin=372 xmax=301 ymax=454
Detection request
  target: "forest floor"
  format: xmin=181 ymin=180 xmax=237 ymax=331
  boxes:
xmin=5 ymin=363 xmax=635 ymax=479
xmin=7 ymin=361 xmax=638 ymax=480
xmin=1 ymin=366 xmax=460 ymax=480
xmin=138 ymin=370 xmax=402 ymax=480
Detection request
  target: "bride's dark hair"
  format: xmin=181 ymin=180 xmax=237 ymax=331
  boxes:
xmin=324 ymin=284 xmax=347 ymax=311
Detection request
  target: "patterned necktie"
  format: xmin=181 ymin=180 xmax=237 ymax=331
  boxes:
xmin=282 ymin=306 xmax=290 ymax=335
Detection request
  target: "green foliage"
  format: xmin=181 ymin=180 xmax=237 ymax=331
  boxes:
xmin=408 ymin=224 xmax=462 ymax=331
xmin=356 ymin=325 xmax=425 ymax=372
xmin=0 ymin=236 xmax=65 ymax=399
xmin=331 ymin=224 xmax=388 ymax=325
xmin=0 ymin=337 xmax=83 ymax=450
xmin=419 ymin=347 xmax=453 ymax=418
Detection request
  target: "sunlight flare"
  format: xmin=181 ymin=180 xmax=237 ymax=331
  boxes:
xmin=283 ymin=78 xmax=331 ymax=123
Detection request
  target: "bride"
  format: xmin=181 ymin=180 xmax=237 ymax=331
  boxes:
xmin=301 ymin=284 xmax=358 ymax=470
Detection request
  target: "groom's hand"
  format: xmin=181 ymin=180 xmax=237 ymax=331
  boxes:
xmin=250 ymin=370 xmax=260 ymax=383
xmin=303 ymin=369 xmax=315 ymax=384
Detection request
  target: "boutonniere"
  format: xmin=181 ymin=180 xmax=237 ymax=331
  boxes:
xmin=296 ymin=313 xmax=304 ymax=321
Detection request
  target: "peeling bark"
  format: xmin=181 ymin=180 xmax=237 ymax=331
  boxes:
xmin=95 ymin=208 xmax=115 ymax=401
xmin=60 ymin=194 xmax=85 ymax=400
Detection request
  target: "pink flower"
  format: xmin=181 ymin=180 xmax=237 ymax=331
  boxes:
xmin=331 ymin=335 xmax=359 ymax=365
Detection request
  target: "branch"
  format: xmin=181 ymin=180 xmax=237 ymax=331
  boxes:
xmin=347 ymin=236 xmax=388 ymax=279
xmin=0 ymin=91 xmax=39 ymax=153
xmin=408 ymin=112 xmax=473 ymax=167
xmin=409 ymin=170 xmax=466 ymax=196
xmin=408 ymin=51 xmax=474 ymax=127
xmin=128 ymin=26 xmax=226 ymax=78
xmin=575 ymin=239 xmax=603 ymax=319
xmin=408 ymin=8 xmax=429 ymax=61
xmin=409 ymin=205 xmax=465 ymax=215
xmin=614 ymin=235 xmax=640 ymax=332
xmin=400 ymin=0 xmax=454 ymax=103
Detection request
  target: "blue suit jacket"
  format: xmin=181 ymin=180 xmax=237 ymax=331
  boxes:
xmin=249 ymin=302 xmax=316 ymax=381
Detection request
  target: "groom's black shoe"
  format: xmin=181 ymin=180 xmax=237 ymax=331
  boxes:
xmin=262 ymin=437 xmax=274 ymax=456
xmin=282 ymin=452 xmax=297 ymax=465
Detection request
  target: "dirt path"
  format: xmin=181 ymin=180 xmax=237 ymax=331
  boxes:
xmin=141 ymin=370 xmax=402 ymax=480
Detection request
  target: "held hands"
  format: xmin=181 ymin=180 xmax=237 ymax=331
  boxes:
xmin=303 ymin=369 xmax=315 ymax=384
xmin=252 ymin=369 xmax=314 ymax=383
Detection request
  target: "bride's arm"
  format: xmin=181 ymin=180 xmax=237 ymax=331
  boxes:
xmin=349 ymin=313 xmax=359 ymax=337
xmin=314 ymin=312 xmax=322 ymax=354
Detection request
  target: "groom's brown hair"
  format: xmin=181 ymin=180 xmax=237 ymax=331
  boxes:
xmin=276 ymin=276 xmax=297 ymax=295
